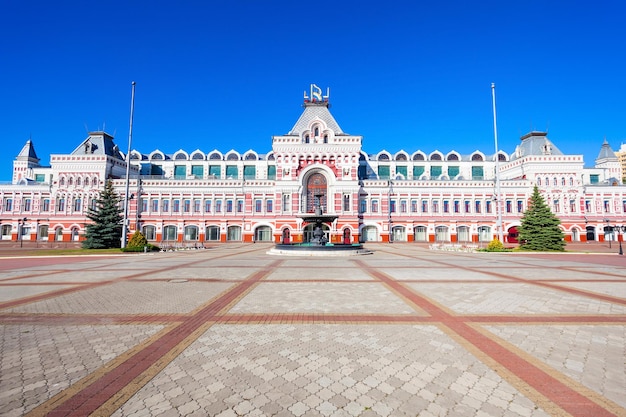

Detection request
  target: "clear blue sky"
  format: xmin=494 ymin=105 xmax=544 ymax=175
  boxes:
xmin=2 ymin=1 xmax=625 ymax=181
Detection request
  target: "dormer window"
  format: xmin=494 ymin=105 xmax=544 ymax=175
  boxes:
xmin=314 ymin=127 xmax=319 ymax=137
xmin=304 ymin=135 xmax=310 ymax=144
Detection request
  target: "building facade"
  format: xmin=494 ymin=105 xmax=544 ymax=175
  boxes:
xmin=2 ymin=89 xmax=625 ymax=246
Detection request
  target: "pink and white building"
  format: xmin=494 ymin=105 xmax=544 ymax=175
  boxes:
xmin=2 ymin=88 xmax=625 ymax=246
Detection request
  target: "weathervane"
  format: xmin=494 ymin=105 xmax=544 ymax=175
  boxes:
xmin=303 ymin=84 xmax=329 ymax=103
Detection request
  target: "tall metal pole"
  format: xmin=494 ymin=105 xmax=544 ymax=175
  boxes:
xmin=491 ymin=83 xmax=504 ymax=243
xmin=121 ymin=81 xmax=136 ymax=249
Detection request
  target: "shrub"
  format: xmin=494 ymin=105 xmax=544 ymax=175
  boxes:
xmin=485 ymin=238 xmax=506 ymax=252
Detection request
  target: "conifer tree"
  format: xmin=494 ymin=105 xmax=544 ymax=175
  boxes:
xmin=518 ymin=186 xmax=565 ymax=251
xmin=82 ymin=180 xmax=123 ymax=249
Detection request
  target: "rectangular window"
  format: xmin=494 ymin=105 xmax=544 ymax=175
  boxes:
xmin=243 ymin=165 xmax=256 ymax=180
xmin=411 ymin=200 xmax=418 ymax=213
xmin=554 ymin=200 xmax=560 ymax=212
xmin=191 ymin=165 xmax=203 ymax=178
xmin=472 ymin=166 xmax=484 ymax=179
xmin=360 ymin=199 xmax=367 ymax=213
xmin=390 ymin=199 xmax=396 ymax=213
xmin=226 ymin=200 xmax=233 ymax=213
xmin=282 ymin=194 xmax=290 ymax=211
xmin=174 ymin=165 xmax=186 ymax=179
xmin=343 ymin=194 xmax=350 ymax=211
xmin=237 ymin=200 xmax=243 ymax=213
xmin=90 ymin=198 xmax=97 ymax=211
xmin=73 ymin=198 xmax=82 ymax=212
xmin=396 ymin=166 xmax=407 ymax=179
xmin=226 ymin=165 xmax=238 ymax=179
xmin=585 ymin=200 xmax=592 ymax=212
xmin=590 ymin=174 xmax=599 ymax=184
xmin=173 ymin=199 xmax=180 ymax=213
xmin=475 ymin=201 xmax=482 ymax=213
xmin=183 ymin=199 xmax=191 ymax=213
xmin=35 ymin=174 xmax=46 ymax=182
xmin=57 ymin=198 xmax=65 ymax=212
xmin=506 ymin=200 xmax=512 ymax=213
xmin=268 ymin=165 xmax=276 ymax=180
xmin=443 ymin=200 xmax=449 ymax=213
xmin=454 ymin=200 xmax=460 ymax=213
xmin=604 ymin=200 xmax=610 ymax=213
xmin=42 ymin=198 xmax=50 ymax=212
xmin=141 ymin=198 xmax=148 ymax=213
xmin=152 ymin=199 xmax=159 ymax=212
xmin=570 ymin=200 xmax=577 ymax=213
xmin=421 ymin=200 xmax=428 ymax=213
xmin=204 ymin=199 xmax=212 ymax=213
xmin=486 ymin=200 xmax=492 ymax=213
xmin=400 ymin=199 xmax=407 ymax=213
xmin=432 ymin=200 xmax=439 ymax=213
xmin=255 ymin=199 xmax=262 ymax=213
xmin=378 ymin=165 xmax=390 ymax=179
xmin=4 ymin=198 xmax=12 ymax=211
xmin=413 ymin=166 xmax=425 ymax=178
xmin=448 ymin=166 xmax=460 ymax=178
xmin=431 ymin=166 xmax=442 ymax=178
xmin=215 ymin=200 xmax=222 ymax=212
xmin=266 ymin=199 xmax=273 ymax=213
xmin=209 ymin=165 xmax=221 ymax=178
xmin=517 ymin=200 xmax=523 ymax=213
xmin=23 ymin=198 xmax=32 ymax=212
xmin=194 ymin=199 xmax=201 ymax=213
xmin=464 ymin=200 xmax=471 ymax=213
xmin=371 ymin=199 xmax=379 ymax=213
xmin=162 ymin=199 xmax=169 ymax=212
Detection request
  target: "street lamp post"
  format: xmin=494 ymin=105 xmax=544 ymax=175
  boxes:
xmin=604 ymin=219 xmax=612 ymax=249
xmin=388 ymin=180 xmax=394 ymax=243
xmin=18 ymin=217 xmax=27 ymax=248
xmin=619 ymin=226 xmax=625 ymax=256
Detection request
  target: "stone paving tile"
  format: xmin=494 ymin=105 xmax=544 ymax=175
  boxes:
xmin=7 ymin=281 xmax=234 ymax=314
xmin=554 ymin=282 xmax=626 ymax=298
xmin=111 ymin=324 xmax=551 ymax=417
xmin=408 ymin=282 xmax=626 ymax=315
xmin=229 ymin=283 xmax=420 ymax=315
xmin=266 ymin=268 xmax=374 ymax=281
xmin=146 ymin=267 xmax=259 ymax=281
xmin=0 ymin=323 xmax=165 ymax=416
xmin=503 ymin=268 xmax=623 ymax=281
xmin=484 ymin=324 xmax=626 ymax=408
xmin=1 ymin=270 xmax=150 ymax=283
xmin=384 ymin=268 xmax=504 ymax=281
xmin=0 ymin=285 xmax=77 ymax=303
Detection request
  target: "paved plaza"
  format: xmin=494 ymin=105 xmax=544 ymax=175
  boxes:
xmin=0 ymin=244 xmax=625 ymax=417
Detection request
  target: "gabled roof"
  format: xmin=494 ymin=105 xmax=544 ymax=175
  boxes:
xmin=70 ymin=132 xmax=124 ymax=159
xmin=16 ymin=140 xmax=40 ymax=162
xmin=288 ymin=102 xmax=344 ymax=135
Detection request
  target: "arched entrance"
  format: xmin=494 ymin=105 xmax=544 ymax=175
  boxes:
xmin=254 ymin=226 xmax=272 ymax=242
xmin=303 ymin=222 xmax=330 ymax=243
xmin=507 ymin=226 xmax=519 ymax=243
xmin=282 ymin=228 xmax=291 ymax=244
xmin=361 ymin=225 xmax=378 ymax=242
xmin=586 ymin=226 xmax=595 ymax=241
xmin=343 ymin=228 xmax=351 ymax=244
xmin=306 ymin=172 xmax=327 ymax=213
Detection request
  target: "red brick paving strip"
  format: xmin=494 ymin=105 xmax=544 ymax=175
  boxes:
xmin=25 ymin=260 xmax=284 ymax=417
xmin=355 ymin=259 xmax=621 ymax=417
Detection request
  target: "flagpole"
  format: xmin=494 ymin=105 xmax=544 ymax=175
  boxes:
xmin=491 ymin=83 xmax=504 ymax=243
xmin=121 ymin=81 xmax=136 ymax=249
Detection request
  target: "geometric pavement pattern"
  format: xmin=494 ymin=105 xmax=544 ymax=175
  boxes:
xmin=0 ymin=243 xmax=624 ymax=417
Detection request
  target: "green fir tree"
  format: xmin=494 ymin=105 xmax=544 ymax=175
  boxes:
xmin=518 ymin=186 xmax=565 ymax=251
xmin=82 ymin=181 xmax=123 ymax=249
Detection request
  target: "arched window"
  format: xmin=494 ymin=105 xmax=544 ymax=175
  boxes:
xmin=561 ymin=177 xmax=566 ymax=186
xmin=414 ymin=226 xmax=428 ymax=242
xmin=569 ymin=177 xmax=574 ymax=186
xmin=255 ymin=226 xmax=272 ymax=242
xmin=447 ymin=154 xmax=459 ymax=161
xmin=142 ymin=225 xmax=156 ymax=240
xmin=471 ymin=154 xmax=483 ymax=161
xmin=435 ymin=226 xmax=448 ymax=242
xmin=227 ymin=225 xmax=242 ymax=241
xmin=163 ymin=225 xmax=177 ymax=241
xmin=205 ymin=225 xmax=220 ymax=241
xmin=498 ymin=153 xmax=507 ymax=161
xmin=191 ymin=153 xmax=205 ymax=160
xmin=209 ymin=152 xmax=222 ymax=160
xmin=175 ymin=153 xmax=187 ymax=160
xmin=306 ymin=173 xmax=327 ymax=213
xmin=396 ymin=154 xmax=407 ymax=161
xmin=184 ymin=225 xmax=198 ymax=241
xmin=413 ymin=153 xmax=425 ymax=161
xmin=430 ymin=154 xmax=442 ymax=161
xmin=537 ymin=178 xmax=542 ymax=186
xmin=378 ymin=154 xmax=390 ymax=161
xmin=226 ymin=153 xmax=239 ymax=161
xmin=457 ymin=226 xmax=471 ymax=242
